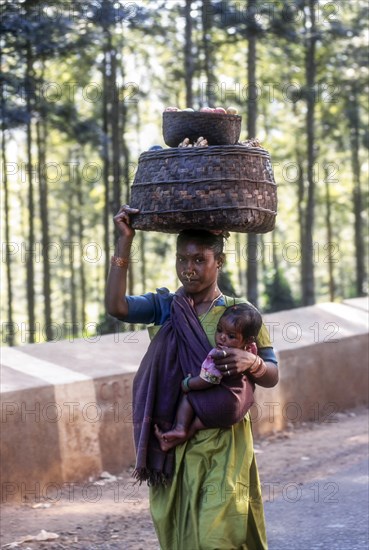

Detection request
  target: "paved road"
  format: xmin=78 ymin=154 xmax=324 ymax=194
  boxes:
xmin=264 ymin=459 xmax=369 ymax=550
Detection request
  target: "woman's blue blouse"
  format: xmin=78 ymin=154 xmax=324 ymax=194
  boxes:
xmin=123 ymin=288 xmax=278 ymax=365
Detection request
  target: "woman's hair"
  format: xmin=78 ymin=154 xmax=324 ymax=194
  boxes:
xmin=220 ymin=303 xmax=262 ymax=341
xmin=176 ymin=230 xmax=227 ymax=259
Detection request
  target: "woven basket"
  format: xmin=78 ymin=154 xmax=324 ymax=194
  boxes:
xmin=130 ymin=145 xmax=277 ymax=234
xmin=163 ymin=111 xmax=242 ymax=147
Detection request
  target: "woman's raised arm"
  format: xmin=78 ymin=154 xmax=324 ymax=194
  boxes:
xmin=105 ymin=206 xmax=139 ymax=319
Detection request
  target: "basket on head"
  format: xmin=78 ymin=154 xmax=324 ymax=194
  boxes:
xmin=162 ymin=111 xmax=242 ymax=147
xmin=129 ymin=145 xmax=277 ymax=234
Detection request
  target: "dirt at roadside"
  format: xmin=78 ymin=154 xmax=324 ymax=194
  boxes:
xmin=1 ymin=406 xmax=368 ymax=550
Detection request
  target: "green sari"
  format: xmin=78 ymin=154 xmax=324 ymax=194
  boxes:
xmin=149 ymin=303 xmax=269 ymax=550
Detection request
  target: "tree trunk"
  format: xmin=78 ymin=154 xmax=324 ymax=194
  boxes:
xmin=184 ymin=0 xmax=194 ymax=108
xmin=349 ymin=85 xmax=365 ymax=296
xmin=296 ymin=148 xmax=305 ymax=302
xmin=201 ymin=0 xmax=217 ymax=106
xmin=110 ymin=38 xmax=121 ymax=218
xmin=67 ymin=193 xmax=78 ymax=339
xmin=324 ymin=164 xmax=335 ymax=302
xmin=135 ymin=99 xmax=146 ymax=294
xmin=36 ymin=111 xmax=53 ymax=340
xmin=246 ymin=0 xmax=258 ymax=306
xmin=1 ymin=72 xmax=15 ymax=345
xmin=25 ymin=36 xmax=36 ymax=343
xmin=140 ymin=232 xmax=146 ymax=294
xmin=120 ymin=43 xmax=133 ymax=298
xmin=236 ymin=234 xmax=245 ymax=294
xmin=102 ymin=34 xmax=111 ymax=284
xmin=36 ymin=59 xmax=52 ymax=341
xmin=260 ymin=234 xmax=267 ymax=275
xmin=301 ymin=0 xmax=317 ymax=305
xmin=76 ymin=156 xmax=87 ymax=327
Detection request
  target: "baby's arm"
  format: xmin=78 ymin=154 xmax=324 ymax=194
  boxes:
xmin=182 ymin=348 xmax=223 ymax=392
xmin=182 ymin=375 xmax=214 ymax=392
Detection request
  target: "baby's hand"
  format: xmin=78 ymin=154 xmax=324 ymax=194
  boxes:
xmin=246 ymin=342 xmax=258 ymax=355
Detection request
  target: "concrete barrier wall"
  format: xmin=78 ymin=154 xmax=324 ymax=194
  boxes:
xmin=252 ymin=299 xmax=369 ymax=435
xmin=1 ymin=298 xmax=368 ymax=502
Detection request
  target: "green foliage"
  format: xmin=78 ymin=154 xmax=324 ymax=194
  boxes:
xmin=264 ymin=268 xmax=297 ymax=313
xmin=218 ymin=269 xmax=237 ymax=297
xmin=1 ymin=0 xmax=367 ymax=345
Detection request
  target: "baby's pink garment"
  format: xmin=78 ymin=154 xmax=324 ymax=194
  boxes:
xmin=200 ymin=343 xmax=258 ymax=384
xmin=200 ymin=349 xmax=223 ymax=384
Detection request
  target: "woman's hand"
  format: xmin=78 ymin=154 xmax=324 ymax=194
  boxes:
xmin=213 ymin=347 xmax=255 ymax=378
xmin=113 ymin=205 xmax=139 ymax=240
xmin=213 ymin=348 xmax=279 ymax=388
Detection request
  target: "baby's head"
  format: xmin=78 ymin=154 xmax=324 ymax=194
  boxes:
xmin=215 ymin=303 xmax=262 ymax=350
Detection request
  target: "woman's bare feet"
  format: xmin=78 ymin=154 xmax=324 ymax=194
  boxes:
xmin=154 ymin=424 xmax=188 ymax=451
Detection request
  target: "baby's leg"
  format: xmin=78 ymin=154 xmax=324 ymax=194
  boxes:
xmin=155 ymin=414 xmax=207 ymax=451
xmin=185 ymin=416 xmax=206 ymax=439
xmin=154 ymin=395 xmax=194 ymax=451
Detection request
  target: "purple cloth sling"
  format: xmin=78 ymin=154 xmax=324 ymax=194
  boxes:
xmin=132 ymin=289 xmax=255 ymax=485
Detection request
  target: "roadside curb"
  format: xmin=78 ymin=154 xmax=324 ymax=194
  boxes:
xmin=1 ymin=298 xmax=368 ymax=502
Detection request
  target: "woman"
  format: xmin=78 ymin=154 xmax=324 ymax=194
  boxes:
xmin=106 ymin=205 xmax=279 ymax=550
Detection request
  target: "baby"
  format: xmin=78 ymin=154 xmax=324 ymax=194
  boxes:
xmin=155 ymin=303 xmax=262 ymax=451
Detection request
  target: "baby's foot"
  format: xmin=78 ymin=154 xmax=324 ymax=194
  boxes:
xmin=154 ymin=424 xmax=188 ymax=451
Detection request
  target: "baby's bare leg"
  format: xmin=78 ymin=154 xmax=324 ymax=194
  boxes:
xmin=154 ymin=395 xmax=194 ymax=451
xmin=155 ymin=411 xmax=207 ymax=451
xmin=185 ymin=416 xmax=206 ymax=440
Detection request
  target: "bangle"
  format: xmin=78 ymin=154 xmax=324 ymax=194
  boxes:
xmin=248 ymin=356 xmax=267 ymax=378
xmin=181 ymin=376 xmax=192 ymax=393
xmin=249 ymin=354 xmax=259 ymax=370
xmin=111 ymin=255 xmax=129 ymax=268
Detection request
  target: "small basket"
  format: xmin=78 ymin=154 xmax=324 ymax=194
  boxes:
xmin=130 ymin=145 xmax=277 ymax=234
xmin=162 ymin=111 xmax=242 ymax=147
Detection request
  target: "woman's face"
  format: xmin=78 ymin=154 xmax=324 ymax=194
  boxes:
xmin=176 ymin=241 xmax=221 ymax=295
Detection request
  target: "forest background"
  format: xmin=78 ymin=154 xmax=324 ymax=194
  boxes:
xmin=1 ymin=0 xmax=368 ymax=346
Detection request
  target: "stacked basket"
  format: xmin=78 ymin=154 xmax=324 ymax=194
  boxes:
xmin=130 ymin=111 xmax=277 ymax=233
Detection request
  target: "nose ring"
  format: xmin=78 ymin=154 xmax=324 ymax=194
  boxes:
xmin=182 ymin=270 xmax=195 ymax=282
